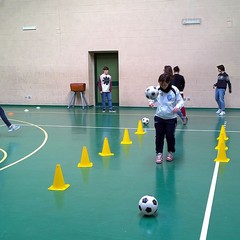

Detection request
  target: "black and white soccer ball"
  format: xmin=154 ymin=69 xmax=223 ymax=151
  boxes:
xmin=142 ymin=117 xmax=149 ymax=125
xmin=145 ymin=86 xmax=159 ymax=100
xmin=138 ymin=195 xmax=158 ymax=216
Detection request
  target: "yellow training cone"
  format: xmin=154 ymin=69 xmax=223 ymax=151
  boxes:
xmin=217 ymin=125 xmax=229 ymax=141
xmin=121 ymin=128 xmax=132 ymax=145
xmin=215 ymin=137 xmax=228 ymax=151
xmin=214 ymin=141 xmax=230 ymax=163
xmin=135 ymin=120 xmax=146 ymax=135
xmin=99 ymin=137 xmax=114 ymax=156
xmin=78 ymin=146 xmax=93 ymax=168
xmin=48 ymin=164 xmax=70 ymax=191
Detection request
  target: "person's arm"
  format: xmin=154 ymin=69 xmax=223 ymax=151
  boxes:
xmin=109 ymin=76 xmax=112 ymax=92
xmin=227 ymin=76 xmax=232 ymax=93
xmin=98 ymin=77 xmax=102 ymax=92
xmin=182 ymin=76 xmax=185 ymax=90
xmin=173 ymin=88 xmax=184 ymax=112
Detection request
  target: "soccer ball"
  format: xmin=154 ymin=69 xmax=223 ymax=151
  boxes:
xmin=138 ymin=195 xmax=158 ymax=216
xmin=145 ymin=86 xmax=159 ymax=100
xmin=142 ymin=117 xmax=149 ymax=125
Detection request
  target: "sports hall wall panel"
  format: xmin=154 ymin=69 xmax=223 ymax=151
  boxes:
xmin=0 ymin=0 xmax=239 ymax=108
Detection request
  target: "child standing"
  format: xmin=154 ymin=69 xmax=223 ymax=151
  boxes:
xmin=98 ymin=66 xmax=116 ymax=112
xmin=149 ymin=66 xmax=184 ymax=164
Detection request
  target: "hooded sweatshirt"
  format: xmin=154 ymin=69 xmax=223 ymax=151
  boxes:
xmin=150 ymin=84 xmax=184 ymax=119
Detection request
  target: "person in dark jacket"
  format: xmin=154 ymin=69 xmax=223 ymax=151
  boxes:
xmin=213 ymin=65 xmax=232 ymax=116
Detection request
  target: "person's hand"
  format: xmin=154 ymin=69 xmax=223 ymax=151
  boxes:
xmin=213 ymin=85 xmax=216 ymax=89
xmin=100 ymin=91 xmax=103 ymax=94
xmin=149 ymin=102 xmax=155 ymax=108
xmin=173 ymin=107 xmax=179 ymax=113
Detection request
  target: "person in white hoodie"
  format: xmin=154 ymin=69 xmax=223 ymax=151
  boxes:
xmin=149 ymin=66 xmax=184 ymax=164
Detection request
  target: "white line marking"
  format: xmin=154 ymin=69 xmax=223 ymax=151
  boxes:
xmin=0 ymin=119 xmax=48 ymax=171
xmin=0 ymin=148 xmax=7 ymax=163
xmin=14 ymin=123 xmax=240 ymax=133
xmin=200 ymin=161 xmax=220 ymax=240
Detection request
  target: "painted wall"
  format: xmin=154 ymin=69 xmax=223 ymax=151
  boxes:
xmin=0 ymin=0 xmax=239 ymax=108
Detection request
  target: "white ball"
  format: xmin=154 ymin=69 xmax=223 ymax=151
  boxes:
xmin=145 ymin=86 xmax=159 ymax=100
xmin=138 ymin=195 xmax=158 ymax=216
xmin=142 ymin=117 xmax=149 ymax=125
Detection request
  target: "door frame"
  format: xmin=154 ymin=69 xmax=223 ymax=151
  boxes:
xmin=88 ymin=51 xmax=119 ymax=107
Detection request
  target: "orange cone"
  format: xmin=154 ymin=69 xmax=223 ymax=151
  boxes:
xmin=99 ymin=137 xmax=114 ymax=156
xmin=121 ymin=128 xmax=132 ymax=144
xmin=48 ymin=164 xmax=70 ymax=191
xmin=135 ymin=120 xmax=146 ymax=135
xmin=78 ymin=146 xmax=93 ymax=168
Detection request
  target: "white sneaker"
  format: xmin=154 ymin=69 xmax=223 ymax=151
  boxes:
xmin=8 ymin=124 xmax=20 ymax=132
xmin=166 ymin=152 xmax=174 ymax=162
xmin=155 ymin=153 xmax=163 ymax=164
xmin=219 ymin=111 xmax=225 ymax=116
xmin=216 ymin=109 xmax=221 ymax=114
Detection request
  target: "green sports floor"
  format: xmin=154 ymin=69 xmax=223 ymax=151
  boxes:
xmin=0 ymin=106 xmax=240 ymax=240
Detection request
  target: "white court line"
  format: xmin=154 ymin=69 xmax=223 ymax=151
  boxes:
xmin=11 ymin=109 xmax=240 ymax=117
xmin=17 ymin=123 xmax=240 ymax=134
xmin=0 ymin=119 xmax=48 ymax=171
xmin=200 ymin=161 xmax=220 ymax=240
xmin=200 ymin=122 xmax=228 ymax=239
xmin=0 ymin=148 xmax=7 ymax=163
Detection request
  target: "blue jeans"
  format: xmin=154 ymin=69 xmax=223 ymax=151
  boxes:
xmin=101 ymin=92 xmax=113 ymax=110
xmin=215 ymin=88 xmax=226 ymax=111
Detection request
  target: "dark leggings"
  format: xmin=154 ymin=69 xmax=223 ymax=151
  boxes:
xmin=154 ymin=116 xmax=177 ymax=154
xmin=0 ymin=106 xmax=11 ymax=127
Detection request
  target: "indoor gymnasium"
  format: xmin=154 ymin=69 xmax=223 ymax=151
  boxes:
xmin=0 ymin=1 xmax=240 ymax=240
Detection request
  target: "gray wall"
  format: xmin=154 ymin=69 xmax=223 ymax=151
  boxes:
xmin=0 ymin=0 xmax=239 ymax=108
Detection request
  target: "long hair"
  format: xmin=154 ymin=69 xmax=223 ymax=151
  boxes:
xmin=164 ymin=65 xmax=173 ymax=77
xmin=159 ymin=65 xmax=173 ymax=84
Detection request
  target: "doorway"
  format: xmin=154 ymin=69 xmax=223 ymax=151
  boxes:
xmin=94 ymin=53 xmax=119 ymax=106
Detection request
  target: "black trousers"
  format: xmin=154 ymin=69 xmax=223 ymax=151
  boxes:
xmin=154 ymin=116 xmax=177 ymax=154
